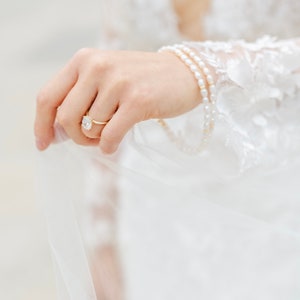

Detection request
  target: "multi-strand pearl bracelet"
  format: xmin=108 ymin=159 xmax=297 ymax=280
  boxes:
xmin=158 ymin=44 xmax=217 ymax=154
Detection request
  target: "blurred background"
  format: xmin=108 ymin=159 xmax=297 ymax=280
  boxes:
xmin=0 ymin=0 xmax=101 ymax=298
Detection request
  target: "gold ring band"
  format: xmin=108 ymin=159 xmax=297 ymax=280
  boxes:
xmin=92 ymin=119 xmax=108 ymax=125
xmin=81 ymin=115 xmax=108 ymax=131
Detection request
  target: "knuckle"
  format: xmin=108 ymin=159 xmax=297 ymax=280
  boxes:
xmin=81 ymin=58 xmax=108 ymax=79
xmin=117 ymin=71 xmax=130 ymax=87
xmin=56 ymin=110 xmax=72 ymax=127
xmin=73 ymin=47 xmax=94 ymax=62
xmin=90 ymin=57 xmax=111 ymax=76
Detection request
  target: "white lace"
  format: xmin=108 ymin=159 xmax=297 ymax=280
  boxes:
xmin=183 ymin=37 xmax=300 ymax=171
xmin=98 ymin=0 xmax=300 ymax=50
xmin=96 ymin=0 xmax=300 ymax=172
xmin=204 ymin=0 xmax=300 ymax=40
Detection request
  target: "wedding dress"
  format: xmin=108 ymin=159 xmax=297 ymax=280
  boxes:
xmin=38 ymin=0 xmax=300 ymax=299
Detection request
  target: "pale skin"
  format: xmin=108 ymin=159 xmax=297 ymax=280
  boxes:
xmin=34 ymin=0 xmax=211 ymax=154
xmin=34 ymin=49 xmax=204 ymax=154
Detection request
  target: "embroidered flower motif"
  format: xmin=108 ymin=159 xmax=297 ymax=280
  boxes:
xmin=186 ymin=39 xmax=300 ymax=172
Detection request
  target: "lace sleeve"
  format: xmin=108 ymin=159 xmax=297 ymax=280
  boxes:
xmin=161 ymin=37 xmax=300 ymax=172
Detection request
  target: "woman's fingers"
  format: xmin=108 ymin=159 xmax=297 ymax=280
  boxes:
xmin=34 ymin=49 xmax=200 ymax=153
xmin=34 ymin=57 xmax=78 ymax=150
xmin=57 ymin=75 xmax=99 ymax=146
xmin=81 ymin=89 xmax=119 ymax=139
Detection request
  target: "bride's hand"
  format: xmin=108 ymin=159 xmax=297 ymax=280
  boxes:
xmin=34 ymin=48 xmax=200 ymax=154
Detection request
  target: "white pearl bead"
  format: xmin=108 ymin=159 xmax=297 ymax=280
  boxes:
xmin=191 ymin=65 xmax=197 ymax=72
xmin=207 ymin=75 xmax=213 ymax=84
xmin=198 ymin=79 xmax=205 ymax=86
xmin=158 ymin=44 xmax=218 ymax=154
xmin=199 ymin=61 xmax=205 ymax=68
xmin=195 ymin=72 xmax=201 ymax=79
xmin=181 ymin=54 xmax=188 ymax=60
xmin=203 ymin=67 xmax=210 ymax=74
xmin=201 ymin=90 xmax=208 ymax=97
xmin=186 ymin=59 xmax=192 ymax=65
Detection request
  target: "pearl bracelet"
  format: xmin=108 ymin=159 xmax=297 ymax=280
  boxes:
xmin=158 ymin=44 xmax=217 ymax=154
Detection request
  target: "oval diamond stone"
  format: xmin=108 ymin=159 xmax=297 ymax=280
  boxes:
xmin=81 ymin=116 xmax=92 ymax=130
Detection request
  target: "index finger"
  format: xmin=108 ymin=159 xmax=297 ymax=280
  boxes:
xmin=34 ymin=59 xmax=78 ymax=150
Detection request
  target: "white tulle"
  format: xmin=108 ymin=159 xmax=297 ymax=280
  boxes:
xmin=38 ymin=0 xmax=300 ymax=299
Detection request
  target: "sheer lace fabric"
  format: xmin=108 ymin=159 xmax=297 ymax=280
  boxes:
xmin=204 ymin=0 xmax=300 ymax=40
xmin=98 ymin=0 xmax=300 ymax=48
xmin=38 ymin=0 xmax=300 ymax=299
xmin=185 ymin=37 xmax=300 ymax=172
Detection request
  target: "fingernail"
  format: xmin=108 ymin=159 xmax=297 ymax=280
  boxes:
xmin=100 ymin=143 xmax=117 ymax=155
xmin=35 ymin=139 xmax=48 ymax=151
